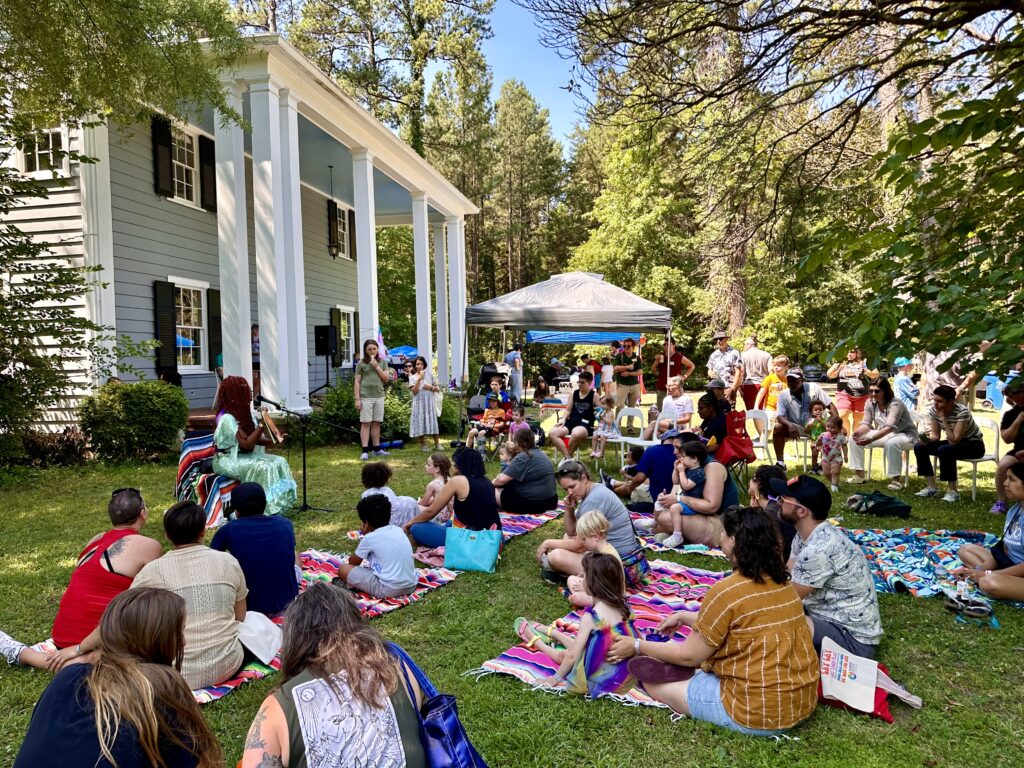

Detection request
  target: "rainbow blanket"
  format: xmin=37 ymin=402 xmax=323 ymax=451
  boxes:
xmin=467 ymin=560 xmax=726 ymax=706
xmin=628 ymin=510 xmax=727 ymax=558
xmin=176 ymin=433 xmax=237 ymax=528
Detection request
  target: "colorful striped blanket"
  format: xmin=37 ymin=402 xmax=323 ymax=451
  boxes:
xmin=467 ymin=560 xmax=726 ymax=706
xmin=628 ymin=510 xmax=728 ymax=558
xmin=176 ymin=432 xmax=237 ymax=528
xmin=392 ymin=509 xmax=558 ymax=565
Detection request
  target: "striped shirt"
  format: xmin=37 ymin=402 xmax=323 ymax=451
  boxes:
xmin=694 ymin=572 xmax=819 ymax=730
xmin=927 ymin=402 xmax=983 ymax=443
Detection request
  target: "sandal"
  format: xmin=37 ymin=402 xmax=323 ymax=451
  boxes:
xmin=944 ymin=595 xmax=994 ymax=619
xmin=514 ymin=617 xmax=551 ymax=647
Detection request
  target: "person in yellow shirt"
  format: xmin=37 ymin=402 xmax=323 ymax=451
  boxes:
xmin=755 ymin=355 xmax=790 ymax=433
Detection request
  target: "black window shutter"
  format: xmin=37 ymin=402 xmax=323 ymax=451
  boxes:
xmin=352 ymin=310 xmax=360 ymax=364
xmin=151 ymin=115 xmax=174 ymax=197
xmin=153 ymin=280 xmax=178 ymax=374
xmin=327 ymin=199 xmax=338 ymax=253
xmin=198 ymin=136 xmax=217 ymax=212
xmin=207 ymin=289 xmax=222 ymax=371
xmin=347 ymin=208 xmax=357 ymax=261
xmin=330 ymin=306 xmax=343 ymax=367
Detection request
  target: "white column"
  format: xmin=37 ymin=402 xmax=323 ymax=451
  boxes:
xmin=352 ymin=149 xmax=379 ymax=346
xmin=279 ymin=88 xmax=310 ymax=412
xmin=411 ymin=192 xmax=433 ymax=365
xmin=249 ymin=77 xmax=290 ymax=406
xmin=455 ymin=217 xmax=469 ymax=380
xmin=432 ymin=222 xmax=449 ymax=387
xmin=214 ymin=81 xmax=252 ymax=384
xmin=446 ymin=216 xmax=465 ymax=384
xmin=80 ymin=121 xmax=117 ymax=381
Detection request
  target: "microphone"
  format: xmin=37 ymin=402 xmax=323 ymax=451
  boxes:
xmin=255 ymin=394 xmax=283 ymax=409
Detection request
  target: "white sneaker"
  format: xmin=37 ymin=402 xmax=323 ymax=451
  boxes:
xmin=633 ymin=518 xmax=656 ymax=533
xmin=915 ymin=486 xmax=940 ymax=498
xmin=374 ymin=449 xmax=389 ymax=456
xmin=831 ymin=484 xmax=840 ymax=492
xmin=660 ymin=533 xmax=684 ymax=549
xmin=360 ymin=452 xmax=369 ymax=461
xmin=942 ymin=491 xmax=961 ymax=503
xmin=0 ymin=630 xmax=26 ymax=665
xmin=847 ymin=476 xmax=867 ymax=485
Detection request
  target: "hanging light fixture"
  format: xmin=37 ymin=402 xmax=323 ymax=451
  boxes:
xmin=327 ymin=164 xmax=339 ymax=260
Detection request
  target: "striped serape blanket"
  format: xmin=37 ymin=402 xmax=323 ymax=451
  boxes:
xmin=466 ymin=560 xmax=726 ymax=706
xmin=628 ymin=510 xmax=727 ymax=558
xmin=176 ymin=432 xmax=237 ymax=528
xmin=300 ymin=549 xmax=458 ymax=619
xmin=397 ymin=509 xmax=558 ymax=565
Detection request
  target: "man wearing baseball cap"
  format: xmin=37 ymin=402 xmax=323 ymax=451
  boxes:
xmin=705 ymin=378 xmax=733 ymax=413
xmin=773 ymin=368 xmax=837 ymax=468
xmin=707 ymin=331 xmax=743 ymax=405
xmin=771 ymin=475 xmax=882 ymax=658
xmin=892 ymin=356 xmax=919 ymax=410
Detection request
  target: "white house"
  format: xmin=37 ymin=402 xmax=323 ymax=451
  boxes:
xmin=3 ymin=34 xmax=476 ymax=424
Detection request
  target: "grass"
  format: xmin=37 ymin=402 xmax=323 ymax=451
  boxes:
xmin=1 ymin=424 xmax=1023 ymax=767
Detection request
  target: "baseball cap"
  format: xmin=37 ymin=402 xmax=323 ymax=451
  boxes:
xmin=706 ymin=378 xmax=726 ymax=389
xmin=712 ymin=331 xmax=728 ymax=340
xmin=659 ymin=429 xmax=681 ymax=442
xmin=769 ymin=475 xmax=832 ymax=519
xmin=550 ymin=357 xmax=561 ymax=366
xmin=230 ymin=482 xmax=267 ymax=516
xmin=894 ymin=356 xmax=913 ymax=368
xmin=786 ymin=367 xmax=804 ymax=379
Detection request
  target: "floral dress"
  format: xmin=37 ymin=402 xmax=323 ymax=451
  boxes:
xmin=212 ymin=412 xmax=297 ymax=516
xmin=409 ymin=371 xmax=439 ymax=438
xmin=593 ymin=409 xmax=621 ymax=439
xmin=564 ymin=607 xmax=639 ymax=699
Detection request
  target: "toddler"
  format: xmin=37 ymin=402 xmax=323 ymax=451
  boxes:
xmin=590 ymin=395 xmax=622 ymax=459
xmin=816 ymin=415 xmax=848 ymax=492
xmin=360 ymin=462 xmax=419 ymax=528
xmin=417 ymin=452 xmax=453 ymax=524
xmin=565 ymin=511 xmax=623 ymax=607
xmin=657 ymin=441 xmax=708 ymax=549
xmin=805 ymin=400 xmax=828 ymax=473
xmin=334 ymin=494 xmax=417 ymax=598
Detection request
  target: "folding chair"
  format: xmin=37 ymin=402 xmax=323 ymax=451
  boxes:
xmin=606 ymin=407 xmax=647 ymax=465
xmin=865 ymin=411 xmax=920 ymax=483
xmin=959 ymin=416 xmax=1001 ymax=501
xmin=745 ymin=409 xmax=772 ymax=462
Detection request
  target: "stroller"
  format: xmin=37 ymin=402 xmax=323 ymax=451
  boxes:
xmin=467 ymin=361 xmax=512 ymax=417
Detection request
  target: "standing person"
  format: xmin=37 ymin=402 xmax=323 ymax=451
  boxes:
xmin=827 ymin=347 xmax=879 ymax=436
xmin=755 ymin=355 xmax=791 ymax=426
xmin=773 ymin=368 xmax=838 ymax=468
xmin=816 ymin=416 xmax=849 ymax=493
xmin=920 ymin=348 xmax=985 ymax=409
xmin=991 ymin=379 xmax=1024 ymax=515
xmin=13 ymin=589 xmax=223 ymax=768
xmin=494 ymin=427 xmax=559 ymax=515
xmin=505 ymin=343 xmax=524 ymax=403
xmin=355 ymin=339 xmax=391 ymax=461
xmin=774 ymin=476 xmax=883 ymax=657
xmin=213 ymin=376 xmax=297 ymax=517
xmin=607 ymin=506 xmax=818 ymax=737
xmin=653 ymin=339 xmax=695 ymax=404
xmin=740 ymin=336 xmax=773 ymax=410
xmin=409 ymin=355 xmax=441 ymax=452
xmin=848 ymin=377 xmax=920 ymax=490
xmin=913 ymin=384 xmax=986 ymax=503
xmin=210 ymin=483 xmax=299 ymax=617
xmin=549 ymin=370 xmax=598 ymax=460
xmin=251 ymin=323 xmax=261 ymax=400
xmin=602 ymin=340 xmax=621 ymax=399
xmin=707 ymin=331 xmax=744 ymax=406
xmin=893 ymin=356 xmax=919 ymax=410
xmin=613 ymin=338 xmax=644 ymax=432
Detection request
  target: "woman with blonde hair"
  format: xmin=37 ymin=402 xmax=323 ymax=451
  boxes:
xmin=241 ymin=582 xmax=427 ymax=767
xmin=15 ymin=587 xmax=222 ymax=768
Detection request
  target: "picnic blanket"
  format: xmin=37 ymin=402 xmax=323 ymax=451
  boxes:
xmin=300 ymin=549 xmax=458 ymax=619
xmin=841 ymin=526 xmax=1001 ymax=602
xmin=627 ymin=510 xmax=728 ymax=558
xmin=176 ymin=432 xmax=238 ymax=528
xmin=467 ymin=560 xmax=726 ymax=706
xmin=393 ymin=509 xmax=558 ymax=565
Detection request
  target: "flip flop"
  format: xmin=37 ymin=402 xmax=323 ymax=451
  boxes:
xmin=514 ymin=617 xmax=551 ymax=647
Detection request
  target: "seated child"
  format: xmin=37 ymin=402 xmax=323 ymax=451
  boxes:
xmin=507 ymin=406 xmax=532 ymax=438
xmin=467 ymin=393 xmax=507 ymax=449
xmin=590 ymin=395 xmax=622 ymax=459
xmin=498 ymin=439 xmax=521 ymax=474
xmin=566 ymin=511 xmax=624 ymax=607
xmin=514 ymin=552 xmax=638 ymax=699
xmin=657 ymin=441 xmax=708 ymax=549
xmin=335 ymin=494 xmax=418 ymax=598
xmin=805 ymin=399 xmax=828 ymax=473
xmin=817 ymin=415 xmax=848 ymax=492
xmin=361 ymin=462 xmax=419 ymax=528
xmin=417 ymin=452 xmax=454 ymax=524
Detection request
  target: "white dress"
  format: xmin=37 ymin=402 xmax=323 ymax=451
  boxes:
xmin=409 ymin=371 xmax=439 ymax=438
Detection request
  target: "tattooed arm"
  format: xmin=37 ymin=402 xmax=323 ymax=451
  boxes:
xmin=242 ymin=696 xmax=289 ymax=768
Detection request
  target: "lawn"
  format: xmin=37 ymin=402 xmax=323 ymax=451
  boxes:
xmin=1 ymin=429 xmax=1022 ymax=767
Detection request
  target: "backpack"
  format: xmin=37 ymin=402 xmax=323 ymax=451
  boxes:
xmin=849 ymin=491 xmax=911 ymax=519
xmin=715 ymin=410 xmax=756 ymax=465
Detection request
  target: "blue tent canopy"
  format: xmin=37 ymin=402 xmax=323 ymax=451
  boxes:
xmin=388 ymin=345 xmax=418 ymax=358
xmin=525 ymin=331 xmax=654 ymax=345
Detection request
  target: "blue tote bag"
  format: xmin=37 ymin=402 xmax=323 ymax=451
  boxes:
xmin=389 ymin=643 xmax=489 ymax=768
xmin=443 ymin=526 xmax=502 ymax=573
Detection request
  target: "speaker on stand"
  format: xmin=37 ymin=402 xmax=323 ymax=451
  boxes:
xmin=311 ymin=324 xmax=337 ymax=395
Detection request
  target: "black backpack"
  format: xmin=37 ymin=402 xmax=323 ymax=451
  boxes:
xmin=850 ymin=491 xmax=911 ymax=519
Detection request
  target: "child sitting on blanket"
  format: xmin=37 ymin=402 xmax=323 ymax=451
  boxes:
xmin=335 ymin=494 xmax=418 ymax=599
xmin=656 ymin=441 xmax=708 ymax=550
xmin=417 ymin=452 xmax=453 ymax=524
xmin=361 ymin=461 xmax=419 ymax=528
xmin=566 ymin=511 xmax=624 ymax=608
xmin=514 ymin=552 xmax=638 ymax=699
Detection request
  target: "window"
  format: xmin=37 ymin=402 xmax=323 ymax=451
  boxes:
xmin=172 ymin=278 xmax=208 ymax=371
xmin=337 ymin=306 xmax=355 ymax=365
xmin=171 ymin=129 xmax=198 ymax=205
xmin=20 ymin=128 xmax=68 ymax=176
xmin=331 ymin=204 xmax=350 ymax=259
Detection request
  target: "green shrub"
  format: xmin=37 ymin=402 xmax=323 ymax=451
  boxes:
xmin=80 ymin=380 xmax=189 ymax=460
xmin=315 ymin=381 xmax=463 ymax=444
xmin=21 ymin=427 xmax=87 ymax=467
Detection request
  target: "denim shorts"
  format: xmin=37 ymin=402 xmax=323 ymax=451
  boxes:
xmin=685 ymin=670 xmax=785 ymax=737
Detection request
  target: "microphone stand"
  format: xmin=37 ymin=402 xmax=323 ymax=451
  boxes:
xmin=257 ymin=395 xmax=344 ymax=515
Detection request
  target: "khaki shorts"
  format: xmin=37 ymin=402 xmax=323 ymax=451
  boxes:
xmin=359 ymin=397 xmax=385 ymax=423
xmin=346 ymin=566 xmax=416 ymax=599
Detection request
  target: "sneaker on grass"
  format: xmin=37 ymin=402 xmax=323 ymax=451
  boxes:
xmin=0 ymin=630 xmax=26 ymax=666
xmin=990 ymin=500 xmax=1009 ymax=515
xmin=942 ymin=490 xmax=961 ymax=503
xmin=360 ymin=452 xmax=369 ymax=461
xmin=915 ymin=486 xmax=940 ymax=498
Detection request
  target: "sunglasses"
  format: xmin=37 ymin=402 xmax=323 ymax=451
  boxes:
xmin=869 ymin=389 xmax=881 ymax=394
xmin=112 ymin=487 xmax=141 ymax=497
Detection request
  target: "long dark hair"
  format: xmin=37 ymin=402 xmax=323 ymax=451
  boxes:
xmin=88 ymin=588 xmax=222 ymax=768
xmin=215 ymin=375 xmax=256 ymax=434
xmin=453 ymin=447 xmax=486 ymax=478
xmin=280 ymin=583 xmax=399 ymax=708
xmin=873 ymin=376 xmax=895 ymax=408
xmin=722 ymin=506 xmax=789 ymax=585
xmin=581 ymin=551 xmax=630 ymax=621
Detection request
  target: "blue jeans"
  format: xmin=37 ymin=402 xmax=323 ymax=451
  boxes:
xmin=410 ymin=520 xmax=451 ymax=549
xmin=686 ymin=670 xmax=786 ymax=737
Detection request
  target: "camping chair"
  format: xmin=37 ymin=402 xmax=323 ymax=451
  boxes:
xmin=958 ymin=416 xmax=1001 ymax=501
xmin=745 ymin=409 xmax=772 ymax=462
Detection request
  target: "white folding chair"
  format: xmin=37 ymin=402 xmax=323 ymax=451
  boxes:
xmin=865 ymin=411 xmax=920 ymax=483
xmin=960 ymin=416 xmax=1001 ymax=501
xmin=606 ymin=407 xmax=646 ymax=464
xmin=745 ymin=409 xmax=772 ymax=462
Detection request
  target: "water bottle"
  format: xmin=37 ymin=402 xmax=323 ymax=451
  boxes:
xmin=378 ymin=439 xmax=404 ymax=450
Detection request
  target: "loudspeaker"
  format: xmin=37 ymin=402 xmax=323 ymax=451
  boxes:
xmin=314 ymin=324 xmax=337 ymax=357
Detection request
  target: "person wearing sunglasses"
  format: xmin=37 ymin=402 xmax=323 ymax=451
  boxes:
xmin=1 ymin=488 xmax=163 ymax=672
xmin=848 ymin=377 xmax=921 ymax=490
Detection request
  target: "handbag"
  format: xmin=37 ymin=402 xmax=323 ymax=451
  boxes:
xmin=715 ymin=411 xmax=756 ymax=465
xmin=389 ymin=642 xmax=489 ymax=768
xmin=443 ymin=526 xmax=502 ymax=573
